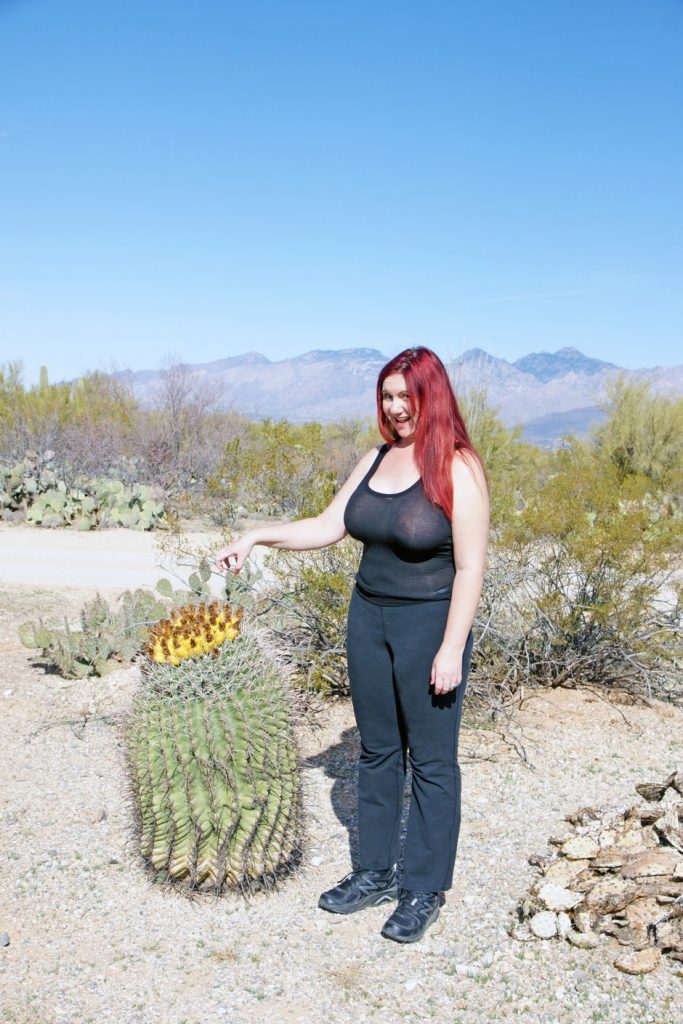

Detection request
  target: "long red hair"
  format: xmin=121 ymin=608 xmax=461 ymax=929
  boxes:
xmin=376 ymin=346 xmax=485 ymax=520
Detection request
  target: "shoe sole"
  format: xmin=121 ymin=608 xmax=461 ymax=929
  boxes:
xmin=318 ymin=887 xmax=399 ymax=915
xmin=380 ymin=906 xmax=443 ymax=943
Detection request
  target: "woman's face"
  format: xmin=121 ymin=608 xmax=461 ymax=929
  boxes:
xmin=381 ymin=373 xmax=418 ymax=441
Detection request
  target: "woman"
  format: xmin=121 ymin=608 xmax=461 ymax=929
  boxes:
xmin=215 ymin=346 xmax=489 ymax=943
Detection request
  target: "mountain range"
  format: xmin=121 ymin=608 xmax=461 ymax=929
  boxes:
xmin=118 ymin=346 xmax=683 ymax=448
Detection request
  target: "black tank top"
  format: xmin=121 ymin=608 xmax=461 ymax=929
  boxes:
xmin=343 ymin=443 xmax=455 ymax=605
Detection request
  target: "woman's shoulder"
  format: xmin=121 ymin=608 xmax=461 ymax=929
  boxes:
xmin=344 ymin=444 xmax=386 ymax=482
xmin=361 ymin=442 xmax=389 ymax=462
xmin=450 ymin=447 xmax=487 ymax=490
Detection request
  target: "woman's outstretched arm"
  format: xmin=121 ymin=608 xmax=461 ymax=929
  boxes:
xmin=214 ymin=446 xmax=380 ymax=574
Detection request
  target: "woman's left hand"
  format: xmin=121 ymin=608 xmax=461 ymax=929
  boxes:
xmin=430 ymin=645 xmax=465 ymax=696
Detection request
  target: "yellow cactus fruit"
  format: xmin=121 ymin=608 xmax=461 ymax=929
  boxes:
xmin=143 ymin=602 xmax=243 ymax=665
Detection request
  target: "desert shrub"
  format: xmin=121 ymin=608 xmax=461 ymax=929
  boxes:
xmin=593 ymin=374 xmax=683 ymax=492
xmin=232 ymin=419 xmax=337 ymax=518
xmin=459 ymin=387 xmax=546 ymax=527
xmin=57 ymin=372 xmax=138 ymax=483
xmin=253 ymin=540 xmax=361 ymax=696
xmin=482 ymin=442 xmax=682 ymax=703
xmin=134 ymin=360 xmax=230 ymax=493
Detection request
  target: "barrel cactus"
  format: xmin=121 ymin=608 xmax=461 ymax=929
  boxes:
xmin=144 ymin=601 xmax=243 ymax=664
xmin=128 ymin=610 xmax=302 ymax=893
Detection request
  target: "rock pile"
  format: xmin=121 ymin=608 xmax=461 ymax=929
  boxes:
xmin=513 ymin=771 xmax=683 ymax=975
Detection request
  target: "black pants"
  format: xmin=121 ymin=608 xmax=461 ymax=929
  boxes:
xmin=346 ymin=586 xmax=473 ymax=893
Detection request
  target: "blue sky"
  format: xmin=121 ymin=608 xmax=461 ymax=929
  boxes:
xmin=1 ymin=0 xmax=682 ymax=385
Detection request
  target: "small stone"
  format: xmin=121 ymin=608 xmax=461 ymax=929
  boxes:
xmin=480 ymin=950 xmax=494 ymax=966
xmin=0 ymin=933 xmax=9 ymax=947
xmin=404 ymin=979 xmax=420 ymax=992
xmin=567 ymin=929 xmax=599 ymax=949
xmin=542 ymin=858 xmax=591 ymax=887
xmin=621 ymin=849 xmax=679 ymax=879
xmin=3 ymin=689 xmax=14 ymax=697
xmin=613 ymin=947 xmax=661 ymax=975
xmin=509 ymin=924 xmax=533 ymax=942
xmin=615 ymin=819 xmax=651 ymax=849
xmin=530 ymin=911 xmax=557 ymax=938
xmin=557 ymin=912 xmax=572 ymax=938
xmin=598 ymin=827 xmax=619 ymax=848
xmin=673 ymin=861 xmax=683 ymax=881
xmin=444 ymin=942 xmax=468 ymax=959
xmin=310 ymin=856 xmax=323 ymax=866
xmin=561 ymin=836 xmax=600 ymax=860
xmin=593 ymin=847 xmax=627 ymax=869
xmin=549 ymin=827 xmax=575 ymax=847
xmin=584 ymin=877 xmax=638 ymax=915
xmin=47 ymin=849 xmax=58 ymax=858
xmin=574 ymin=910 xmax=592 ymax=934
xmin=538 ymin=883 xmax=583 ymax=913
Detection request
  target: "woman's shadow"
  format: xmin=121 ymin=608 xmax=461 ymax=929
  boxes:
xmin=301 ymin=725 xmax=412 ymax=874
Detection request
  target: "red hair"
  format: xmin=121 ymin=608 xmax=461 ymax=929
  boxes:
xmin=376 ymin=346 xmax=485 ymax=520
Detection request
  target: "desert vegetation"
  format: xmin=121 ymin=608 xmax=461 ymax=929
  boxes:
xmin=5 ymin=361 xmax=682 ymax=707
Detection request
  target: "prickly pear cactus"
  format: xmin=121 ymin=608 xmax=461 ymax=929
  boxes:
xmin=1 ymin=451 xmax=168 ymax=530
xmin=19 ymin=590 xmax=169 ymax=677
xmin=128 ymin=620 xmax=302 ymax=893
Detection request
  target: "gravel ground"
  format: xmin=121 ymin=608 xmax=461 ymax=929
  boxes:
xmin=1 ymin=576 xmax=681 ymax=1024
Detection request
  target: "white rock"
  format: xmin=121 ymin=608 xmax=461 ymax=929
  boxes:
xmin=404 ymin=978 xmax=420 ymax=992
xmin=530 ymin=911 xmax=557 ymax=938
xmin=561 ymin=836 xmax=600 ymax=859
xmin=557 ymin=912 xmax=572 ymax=938
xmin=310 ymin=856 xmax=323 ymax=866
xmin=538 ymin=883 xmax=583 ymax=912
xmin=567 ymin=929 xmax=599 ymax=949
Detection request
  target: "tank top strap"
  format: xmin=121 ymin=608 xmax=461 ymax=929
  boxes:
xmin=362 ymin=443 xmax=391 ymax=482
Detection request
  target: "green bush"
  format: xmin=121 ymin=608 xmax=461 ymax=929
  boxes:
xmin=483 ymin=442 xmax=682 ymax=703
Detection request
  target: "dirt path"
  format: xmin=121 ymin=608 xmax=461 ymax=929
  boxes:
xmin=0 ymin=531 xmax=681 ymax=1024
xmin=0 ymin=523 xmax=227 ymax=596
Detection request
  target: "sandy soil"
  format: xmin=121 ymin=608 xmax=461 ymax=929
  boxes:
xmin=0 ymin=527 xmax=681 ymax=1024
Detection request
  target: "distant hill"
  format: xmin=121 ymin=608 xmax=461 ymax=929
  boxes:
xmin=117 ymin=346 xmax=683 ymax=448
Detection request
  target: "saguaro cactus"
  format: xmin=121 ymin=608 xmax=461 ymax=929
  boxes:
xmin=128 ymin=614 xmax=302 ymax=893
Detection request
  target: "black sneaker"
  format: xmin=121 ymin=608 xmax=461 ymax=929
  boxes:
xmin=318 ymin=867 xmax=399 ymax=915
xmin=380 ymin=889 xmax=445 ymax=943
